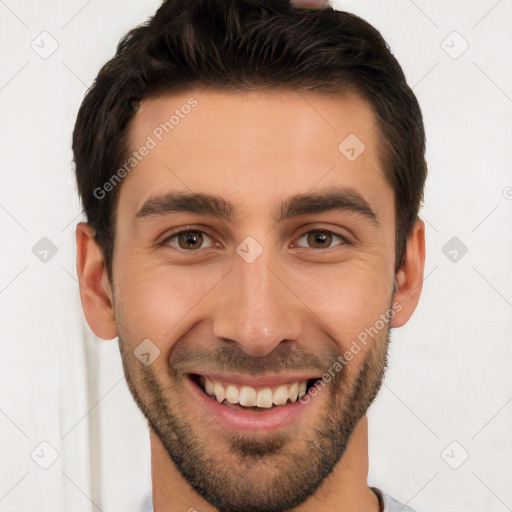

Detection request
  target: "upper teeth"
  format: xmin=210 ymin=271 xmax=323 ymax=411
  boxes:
xmin=200 ymin=376 xmax=308 ymax=408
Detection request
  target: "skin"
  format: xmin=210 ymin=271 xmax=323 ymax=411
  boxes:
xmin=76 ymin=88 xmax=425 ymax=512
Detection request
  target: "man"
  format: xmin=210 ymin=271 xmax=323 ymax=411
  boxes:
xmin=73 ymin=0 xmax=426 ymax=510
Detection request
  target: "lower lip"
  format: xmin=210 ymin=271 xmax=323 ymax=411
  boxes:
xmin=185 ymin=375 xmax=318 ymax=432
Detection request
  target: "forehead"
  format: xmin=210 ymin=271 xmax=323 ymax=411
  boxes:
xmin=120 ymin=88 xmax=392 ymax=222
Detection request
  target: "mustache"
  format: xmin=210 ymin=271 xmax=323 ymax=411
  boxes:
xmin=168 ymin=342 xmax=341 ymax=377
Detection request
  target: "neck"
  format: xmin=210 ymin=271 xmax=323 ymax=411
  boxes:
xmin=150 ymin=415 xmax=379 ymax=512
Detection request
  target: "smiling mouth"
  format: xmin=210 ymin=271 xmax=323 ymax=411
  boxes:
xmin=189 ymin=374 xmax=319 ymax=412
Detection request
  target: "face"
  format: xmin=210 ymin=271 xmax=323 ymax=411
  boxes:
xmin=103 ymin=88 xmax=405 ymax=511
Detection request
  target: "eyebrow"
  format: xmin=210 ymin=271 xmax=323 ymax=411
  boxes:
xmin=135 ymin=188 xmax=379 ymax=225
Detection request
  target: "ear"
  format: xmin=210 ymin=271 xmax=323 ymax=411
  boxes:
xmin=390 ymin=219 xmax=426 ymax=328
xmin=76 ymin=222 xmax=118 ymax=340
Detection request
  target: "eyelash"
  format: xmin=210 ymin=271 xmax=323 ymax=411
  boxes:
xmin=159 ymin=227 xmax=351 ymax=252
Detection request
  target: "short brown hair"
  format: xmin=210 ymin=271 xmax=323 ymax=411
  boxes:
xmin=73 ymin=0 xmax=427 ymax=280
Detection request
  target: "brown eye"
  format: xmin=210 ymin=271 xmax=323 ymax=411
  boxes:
xmin=177 ymin=230 xmax=205 ymax=250
xmin=163 ymin=230 xmax=214 ymax=251
xmin=307 ymin=231 xmax=332 ymax=249
xmin=295 ymin=230 xmax=346 ymax=249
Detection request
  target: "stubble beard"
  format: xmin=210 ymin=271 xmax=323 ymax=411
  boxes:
xmin=117 ymin=320 xmax=390 ymax=512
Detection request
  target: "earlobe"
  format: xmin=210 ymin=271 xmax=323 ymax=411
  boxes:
xmin=390 ymin=219 xmax=426 ymax=328
xmin=75 ymin=222 xmax=118 ymax=340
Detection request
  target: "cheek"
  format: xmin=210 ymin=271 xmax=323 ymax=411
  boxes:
xmin=295 ymin=260 xmax=393 ymax=347
xmin=113 ymin=259 xmax=226 ymax=344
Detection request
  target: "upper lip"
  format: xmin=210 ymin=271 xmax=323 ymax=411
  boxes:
xmin=191 ymin=372 xmax=320 ymax=387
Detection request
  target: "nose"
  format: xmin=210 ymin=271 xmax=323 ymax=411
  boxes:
xmin=212 ymin=247 xmax=302 ymax=357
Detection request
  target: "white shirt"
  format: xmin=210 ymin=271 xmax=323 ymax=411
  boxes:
xmin=373 ymin=487 xmax=418 ymax=511
xmin=138 ymin=488 xmax=418 ymax=511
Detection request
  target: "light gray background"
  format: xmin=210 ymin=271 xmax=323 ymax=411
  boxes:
xmin=1 ymin=1 xmax=511 ymax=511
